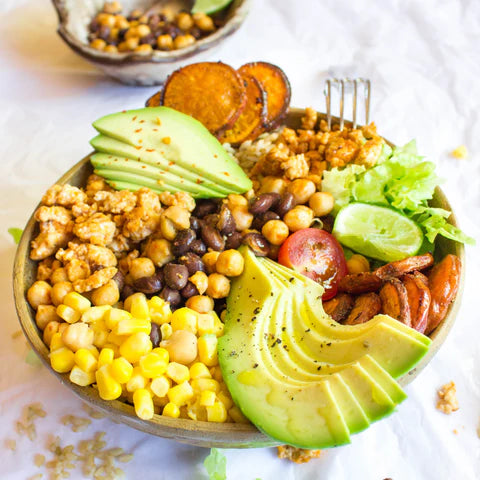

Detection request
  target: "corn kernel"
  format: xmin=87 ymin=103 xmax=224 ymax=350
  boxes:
xmin=212 ymin=313 xmax=224 ymax=337
xmin=124 ymin=292 xmax=144 ymax=312
xmin=197 ymin=313 xmax=215 ymax=336
xmin=160 ymin=323 xmax=172 ymax=340
xmin=167 ymin=381 xmax=194 ymax=406
xmin=69 ymin=365 xmax=95 ymax=386
xmin=152 ymin=347 xmax=169 ymax=363
xmin=189 ymin=362 xmax=212 ymax=380
xmin=81 ymin=305 xmax=111 ymax=323
xmin=210 ymin=366 xmax=224 ymax=382
xmin=114 ymin=318 xmax=151 ymax=336
xmin=98 ymin=347 xmax=115 ymax=368
xmin=56 ymin=304 xmax=81 ymax=324
xmin=93 ymin=330 xmax=109 ymax=349
xmin=107 ymin=331 xmax=129 ymax=347
xmin=191 ymin=378 xmax=220 ymax=393
xmin=105 ymin=308 xmax=132 ymax=330
xmin=228 ymin=405 xmax=249 ymax=423
xmin=50 ymin=347 xmax=75 ymax=373
xmin=187 ymin=399 xmax=207 ymax=421
xmin=74 ymin=348 xmax=98 ymax=373
xmin=129 ymin=293 xmax=150 ymax=319
xmin=206 ymin=401 xmax=227 ymax=423
xmin=198 ymin=334 xmax=218 ymax=366
xmin=86 ymin=345 xmax=100 ymax=358
xmin=110 ymin=357 xmax=134 ymax=383
xmin=199 ymin=390 xmax=216 ymax=407
xmin=96 ymin=365 xmax=122 ymax=400
xmin=170 ymin=308 xmax=197 ymax=334
xmin=162 ymin=402 xmax=180 ymax=418
xmin=50 ymin=332 xmax=65 ymax=352
xmin=217 ymin=390 xmax=233 ymax=410
xmin=139 ymin=352 xmax=168 ymax=378
xmin=119 ymin=332 xmax=152 ymax=363
xmin=63 ymin=292 xmax=91 ymax=313
xmin=133 ymin=388 xmax=154 ymax=420
xmin=148 ymin=296 xmax=172 ymax=325
xmin=150 ymin=375 xmax=171 ymax=398
xmin=126 ymin=367 xmax=147 ymax=392
xmin=166 ymin=362 xmax=190 ymax=384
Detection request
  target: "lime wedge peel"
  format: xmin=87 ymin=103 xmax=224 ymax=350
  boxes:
xmin=192 ymin=0 xmax=234 ymax=14
xmin=332 ymin=203 xmax=424 ymax=262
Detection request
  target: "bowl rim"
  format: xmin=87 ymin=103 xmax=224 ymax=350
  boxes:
xmin=13 ymin=107 xmax=465 ymax=447
xmin=50 ymin=0 xmax=252 ymax=66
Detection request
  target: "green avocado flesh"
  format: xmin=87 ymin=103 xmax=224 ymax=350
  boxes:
xmin=218 ymin=247 xmax=431 ymax=448
xmin=91 ymin=107 xmax=252 ymax=197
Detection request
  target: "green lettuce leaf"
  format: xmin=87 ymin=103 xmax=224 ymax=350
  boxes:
xmin=322 ymin=165 xmax=365 ymax=214
xmin=204 ymin=448 xmax=227 ymax=480
xmin=8 ymin=227 xmax=23 ymax=245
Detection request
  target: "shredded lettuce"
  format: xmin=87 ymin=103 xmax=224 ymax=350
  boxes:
xmin=8 ymin=227 xmax=23 ymax=245
xmin=322 ymin=141 xmax=474 ymax=246
xmin=204 ymin=448 xmax=227 ymax=480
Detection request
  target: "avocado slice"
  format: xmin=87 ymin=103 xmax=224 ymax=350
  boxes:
xmin=92 ymin=107 xmax=252 ymax=194
xmin=90 ymin=134 xmax=232 ymax=196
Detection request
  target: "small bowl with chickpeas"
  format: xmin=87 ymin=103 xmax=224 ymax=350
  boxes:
xmin=51 ymin=0 xmax=251 ymax=85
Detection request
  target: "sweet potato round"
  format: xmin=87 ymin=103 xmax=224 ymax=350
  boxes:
xmin=145 ymin=89 xmax=163 ymax=107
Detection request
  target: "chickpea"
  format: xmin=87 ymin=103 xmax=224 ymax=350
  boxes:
xmin=103 ymin=1 xmax=122 ymax=14
xmin=129 ymin=257 xmax=155 ymax=281
xmin=160 ymin=329 xmax=197 ymax=365
xmin=98 ymin=13 xmax=116 ymax=28
xmin=186 ymin=295 xmax=214 ymax=313
xmin=262 ymin=220 xmax=289 ymax=245
xmin=27 ymin=281 xmax=52 ymax=310
xmin=90 ymin=38 xmax=107 ymax=50
xmin=119 ymin=37 xmax=139 ymax=51
xmin=115 ymin=15 xmax=129 ymax=29
xmin=173 ymin=34 xmax=195 ymax=50
xmin=215 ymin=250 xmax=245 ymax=277
xmin=50 ymin=267 xmax=68 ymax=284
xmin=193 ymin=12 xmax=215 ymax=32
xmin=202 ymin=251 xmax=220 ymax=274
xmin=104 ymin=44 xmax=118 ymax=54
xmin=145 ymin=239 xmax=174 ymax=267
xmin=206 ymin=273 xmax=230 ymax=299
xmin=283 ymin=206 xmax=314 ymax=232
xmin=347 ymin=254 xmax=370 ymax=274
xmin=125 ymin=27 xmax=139 ymax=40
xmin=124 ymin=292 xmax=146 ymax=312
xmin=51 ymin=282 xmax=74 ymax=306
xmin=135 ymin=44 xmax=152 ymax=54
xmin=159 ymin=216 xmax=177 ymax=241
xmin=136 ymin=24 xmax=151 ymax=38
xmin=138 ymin=15 xmax=149 ymax=24
xmin=176 ymin=12 xmax=194 ymax=30
xmin=163 ymin=206 xmax=190 ymax=230
xmin=259 ymin=176 xmax=288 ymax=195
xmin=62 ymin=323 xmax=94 ymax=352
xmin=287 ymin=179 xmax=316 ymax=205
xmin=129 ymin=9 xmax=142 ymax=19
xmin=43 ymin=321 xmax=60 ymax=347
xmin=91 ymin=280 xmax=120 ymax=306
xmin=189 ymin=271 xmax=209 ymax=295
xmin=226 ymin=194 xmax=248 ymax=209
xmin=309 ymin=192 xmax=335 ymax=217
xmin=231 ymin=206 xmax=253 ymax=231
xmin=157 ymin=34 xmax=174 ymax=50
xmin=36 ymin=305 xmax=61 ymax=330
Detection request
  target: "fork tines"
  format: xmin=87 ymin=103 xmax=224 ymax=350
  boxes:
xmin=324 ymin=78 xmax=371 ymax=131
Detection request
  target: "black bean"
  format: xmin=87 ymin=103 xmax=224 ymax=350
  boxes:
xmin=249 ymin=193 xmax=281 ymax=215
xmin=148 ymin=14 xmax=162 ymax=28
xmin=121 ymin=284 xmax=135 ymax=300
xmin=89 ymin=18 xmax=100 ymax=32
xmin=149 ymin=323 xmax=161 ymax=348
xmin=190 ymin=26 xmax=202 ymax=39
xmin=321 ymin=214 xmax=335 ymax=233
xmin=193 ymin=199 xmax=218 ymax=218
xmin=178 ymin=252 xmax=205 ymax=275
xmin=133 ymin=272 xmax=163 ymax=294
xmin=203 ymin=213 xmax=219 ymax=228
xmin=163 ymin=263 xmax=189 ymax=290
xmin=118 ymin=28 xmax=129 ymax=38
xmin=140 ymin=33 xmax=157 ymax=46
xmin=98 ymin=25 xmax=111 ymax=41
xmin=214 ymin=298 xmax=227 ymax=316
xmin=225 ymin=231 xmax=243 ymax=250
xmin=190 ymin=239 xmax=207 ymax=256
xmin=164 ymin=24 xmax=181 ymax=39
xmin=252 ymin=210 xmax=281 ymax=231
xmin=201 ymin=225 xmax=225 ymax=251
xmin=189 ymin=216 xmax=203 ymax=232
xmin=274 ymin=192 xmax=296 ymax=217
xmin=242 ymin=233 xmax=270 ymax=257
xmin=160 ymin=286 xmax=182 ymax=306
xmin=172 ymin=228 xmax=196 ymax=256
xmin=217 ymin=205 xmax=236 ymax=235
xmin=180 ymin=282 xmax=199 ymax=299
xmin=112 ymin=270 xmax=125 ymax=292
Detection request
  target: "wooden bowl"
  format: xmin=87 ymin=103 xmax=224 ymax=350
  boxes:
xmin=13 ymin=109 xmax=465 ymax=448
xmin=51 ymin=0 xmax=251 ymax=86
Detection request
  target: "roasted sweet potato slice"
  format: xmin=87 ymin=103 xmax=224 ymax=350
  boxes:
xmin=379 ymin=278 xmax=412 ymax=327
xmin=145 ymin=88 xmax=163 ymax=107
xmin=238 ymin=62 xmax=291 ymax=129
xmin=218 ymin=74 xmax=267 ymax=145
xmin=323 ymin=293 xmax=355 ymax=323
xmin=162 ymin=62 xmax=247 ymax=134
xmin=375 ymin=253 xmax=434 ymax=280
xmin=403 ymin=272 xmax=431 ymax=334
xmin=338 ymin=272 xmax=382 ymax=294
xmin=425 ymin=254 xmax=461 ymax=335
xmin=344 ymin=293 xmax=382 ymax=325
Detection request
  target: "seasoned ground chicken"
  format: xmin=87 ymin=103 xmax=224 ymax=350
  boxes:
xmin=56 ymin=242 xmax=117 ymax=268
xmin=42 ymin=184 xmax=87 ymax=207
xmin=277 ymin=445 xmax=322 ymax=463
xmin=73 ymin=213 xmax=116 ymax=246
xmin=73 ymin=266 xmax=118 ymax=293
xmin=436 ymin=381 xmax=459 ymax=414
xmin=94 ymin=189 xmax=137 ymax=214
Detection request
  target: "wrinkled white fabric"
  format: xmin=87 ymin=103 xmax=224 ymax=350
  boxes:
xmin=1 ymin=0 xmax=479 ymax=478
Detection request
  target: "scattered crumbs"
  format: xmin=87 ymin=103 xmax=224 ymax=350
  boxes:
xmin=34 ymin=453 xmax=45 ymax=467
xmin=277 ymin=445 xmax=322 ymax=464
xmin=11 ymin=330 xmax=22 ymax=339
xmin=131 ymin=115 xmax=137 ymax=121
xmin=453 ymin=429 xmax=458 ymax=435
xmin=451 ymin=145 xmax=468 ymax=159
xmin=5 ymin=438 xmax=16 ymax=451
xmin=134 ymin=128 xmax=142 ymax=133
xmin=436 ymin=381 xmax=459 ymax=414
xmin=223 ymin=172 xmax=230 ymax=176
xmin=162 ymin=137 xmax=171 ymax=145
xmin=139 ymin=120 xmax=145 ymax=124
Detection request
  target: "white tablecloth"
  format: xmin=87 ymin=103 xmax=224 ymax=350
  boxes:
xmin=1 ymin=0 xmax=479 ymax=478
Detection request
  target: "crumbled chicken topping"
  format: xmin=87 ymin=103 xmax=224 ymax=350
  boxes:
xmin=42 ymin=184 xmax=87 ymax=207
xmin=277 ymin=445 xmax=322 ymax=463
xmin=436 ymin=381 xmax=459 ymax=414
xmin=73 ymin=213 xmax=116 ymax=246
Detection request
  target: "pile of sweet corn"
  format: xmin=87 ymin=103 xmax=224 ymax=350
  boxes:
xmin=47 ymin=291 xmax=248 ymax=424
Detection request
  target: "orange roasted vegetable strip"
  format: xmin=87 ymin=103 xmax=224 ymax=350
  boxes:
xmin=403 ymin=272 xmax=431 ymax=334
xmin=323 ymin=293 xmax=355 ymax=323
xmin=375 ymin=253 xmax=434 ymax=280
xmin=379 ymin=278 xmax=412 ymax=327
xmin=344 ymin=293 xmax=382 ymax=325
xmin=145 ymin=89 xmax=163 ymax=107
xmin=338 ymin=272 xmax=382 ymax=294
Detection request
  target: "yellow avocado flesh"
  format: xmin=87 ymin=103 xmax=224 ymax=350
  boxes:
xmin=218 ymin=247 xmax=430 ymax=448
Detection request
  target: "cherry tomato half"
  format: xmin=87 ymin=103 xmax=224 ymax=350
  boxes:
xmin=278 ymin=228 xmax=348 ymax=301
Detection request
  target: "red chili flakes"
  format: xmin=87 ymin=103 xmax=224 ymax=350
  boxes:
xmin=196 ymin=179 xmax=203 ymax=184
xmin=132 ymin=116 xmax=137 ymax=121
xmin=214 ymin=154 xmax=218 ymax=158
xmin=155 ymin=117 xmax=162 ymax=126
xmin=162 ymin=137 xmax=171 ymax=145
xmin=153 ymin=128 xmax=159 ymax=132
xmin=135 ymin=146 xmax=142 ymax=150
xmin=135 ymin=129 xmax=142 ymax=133
xmin=168 ymin=161 xmax=174 ymax=166
xmin=141 ymin=165 xmax=146 ymax=169
xmin=146 ymin=149 xmax=155 ymax=152
xmin=122 ymin=110 xmax=127 ymax=113
xmin=223 ymin=172 xmax=230 ymax=176
xmin=139 ymin=120 xmax=145 ymax=123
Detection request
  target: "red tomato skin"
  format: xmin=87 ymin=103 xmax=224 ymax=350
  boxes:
xmin=277 ymin=228 xmax=347 ymax=301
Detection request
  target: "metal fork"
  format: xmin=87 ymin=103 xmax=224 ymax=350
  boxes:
xmin=324 ymin=78 xmax=371 ymax=130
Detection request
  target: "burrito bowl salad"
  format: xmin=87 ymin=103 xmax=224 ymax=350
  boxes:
xmin=23 ymin=62 xmax=472 ymax=449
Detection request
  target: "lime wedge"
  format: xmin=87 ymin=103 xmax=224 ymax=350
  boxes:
xmin=332 ymin=203 xmax=424 ymax=262
xmin=192 ymin=0 xmax=234 ymax=14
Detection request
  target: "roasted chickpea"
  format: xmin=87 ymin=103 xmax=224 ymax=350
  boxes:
xmin=262 ymin=220 xmax=289 ymax=245
xmin=193 ymin=12 xmax=215 ymax=32
xmin=90 ymin=38 xmax=107 ymax=50
xmin=185 ymin=295 xmax=214 ymax=313
xmin=128 ymin=257 xmax=156 ymax=281
xmin=97 ymin=13 xmax=116 ymax=28
xmin=138 ymin=14 xmax=149 ymax=24
xmin=91 ymin=280 xmax=120 ymax=306
xmin=206 ymin=273 xmax=230 ymax=299
xmin=103 ymin=1 xmax=122 ymax=14
xmin=50 ymin=267 xmax=68 ymax=284
xmin=176 ymin=12 xmax=194 ymax=30
xmin=157 ymin=34 xmax=174 ymax=50
xmin=347 ymin=254 xmax=370 ymax=274
xmin=231 ymin=206 xmax=253 ymax=231
xmin=159 ymin=216 xmax=177 ymax=241
xmin=259 ymin=176 xmax=288 ymax=195
xmin=215 ymin=250 xmax=245 ymax=277
xmin=226 ymin=194 xmax=248 ymax=210
xmin=62 ymin=323 xmax=94 ymax=352
xmin=189 ymin=271 xmax=209 ymax=295
xmin=136 ymin=24 xmax=151 ymax=38
xmin=173 ymin=34 xmax=195 ymax=50
xmin=119 ymin=37 xmax=139 ymax=51
xmin=36 ymin=305 xmax=61 ymax=330
xmin=135 ymin=44 xmax=153 ymax=54
xmin=43 ymin=321 xmax=60 ymax=347
xmin=202 ymin=251 xmax=220 ymax=274
xmin=27 ymin=281 xmax=52 ymax=310
xmin=163 ymin=206 xmax=190 ymax=230
xmin=104 ymin=44 xmax=118 ymax=54
xmin=160 ymin=329 xmax=197 ymax=365
xmin=115 ymin=15 xmax=129 ymax=29
xmin=51 ymin=281 xmax=74 ymax=306
xmin=287 ymin=179 xmax=316 ymax=205
xmin=283 ymin=206 xmax=314 ymax=232
xmin=309 ymin=192 xmax=335 ymax=217
xmin=145 ymin=239 xmax=174 ymax=267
